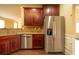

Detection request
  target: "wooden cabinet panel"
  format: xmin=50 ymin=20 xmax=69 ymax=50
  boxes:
xmin=33 ymin=8 xmax=43 ymax=26
xmin=43 ymin=5 xmax=52 ymax=16
xmin=0 ymin=40 xmax=9 ymax=55
xmin=0 ymin=41 xmax=5 ymax=54
xmin=16 ymin=35 xmax=21 ymax=48
xmin=0 ymin=35 xmax=21 ymax=55
xmin=9 ymin=35 xmax=21 ymax=52
xmin=51 ymin=6 xmax=59 ymax=16
xmin=9 ymin=39 xmax=17 ymax=52
xmin=24 ymin=8 xmax=43 ymax=26
xmin=43 ymin=5 xmax=59 ymax=16
xmin=24 ymin=9 xmax=33 ymax=26
xmin=32 ymin=34 xmax=44 ymax=49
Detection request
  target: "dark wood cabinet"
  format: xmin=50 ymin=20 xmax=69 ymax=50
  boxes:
xmin=24 ymin=8 xmax=44 ymax=26
xmin=43 ymin=4 xmax=59 ymax=16
xmin=0 ymin=35 xmax=21 ymax=55
xmin=0 ymin=40 xmax=8 ymax=54
xmin=24 ymin=5 xmax=59 ymax=26
xmin=32 ymin=34 xmax=44 ymax=49
xmin=16 ymin=35 xmax=21 ymax=48
xmin=24 ymin=8 xmax=33 ymax=26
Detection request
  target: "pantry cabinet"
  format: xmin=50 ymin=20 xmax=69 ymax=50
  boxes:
xmin=32 ymin=34 xmax=44 ymax=49
xmin=24 ymin=8 xmax=44 ymax=26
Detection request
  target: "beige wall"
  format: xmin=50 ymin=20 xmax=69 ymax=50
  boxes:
xmin=5 ymin=19 xmax=14 ymax=28
xmin=75 ymin=5 xmax=79 ymax=22
xmin=60 ymin=4 xmax=75 ymax=35
xmin=74 ymin=5 xmax=79 ymax=38
xmin=60 ymin=4 xmax=75 ymax=55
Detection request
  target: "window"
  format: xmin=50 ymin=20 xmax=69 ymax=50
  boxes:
xmin=0 ymin=20 xmax=5 ymax=28
xmin=13 ymin=22 xmax=18 ymax=28
xmin=18 ymin=22 xmax=22 ymax=28
xmin=75 ymin=6 xmax=79 ymax=33
xmin=76 ymin=22 xmax=79 ymax=33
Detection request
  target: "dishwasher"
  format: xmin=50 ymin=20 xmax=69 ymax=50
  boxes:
xmin=21 ymin=34 xmax=32 ymax=49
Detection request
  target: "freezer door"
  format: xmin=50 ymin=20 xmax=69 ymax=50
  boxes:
xmin=53 ymin=16 xmax=65 ymax=52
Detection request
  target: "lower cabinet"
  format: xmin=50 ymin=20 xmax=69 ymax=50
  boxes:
xmin=0 ymin=40 xmax=7 ymax=54
xmin=9 ymin=39 xmax=17 ymax=52
xmin=0 ymin=34 xmax=44 ymax=54
xmin=0 ymin=35 xmax=21 ymax=55
xmin=32 ymin=34 xmax=44 ymax=49
xmin=21 ymin=34 xmax=44 ymax=49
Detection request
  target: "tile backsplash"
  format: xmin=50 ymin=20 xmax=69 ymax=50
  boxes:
xmin=7 ymin=29 xmax=18 ymax=35
xmin=21 ymin=26 xmax=44 ymax=34
xmin=0 ymin=29 xmax=7 ymax=36
xmin=0 ymin=27 xmax=44 ymax=36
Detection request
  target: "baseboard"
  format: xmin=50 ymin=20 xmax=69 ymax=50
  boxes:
xmin=48 ymin=52 xmax=65 ymax=55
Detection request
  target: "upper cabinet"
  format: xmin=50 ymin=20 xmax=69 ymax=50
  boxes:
xmin=43 ymin=4 xmax=59 ymax=16
xmin=24 ymin=8 xmax=44 ymax=26
xmin=23 ymin=5 xmax=59 ymax=26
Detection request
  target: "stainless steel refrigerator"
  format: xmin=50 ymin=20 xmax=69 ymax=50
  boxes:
xmin=44 ymin=16 xmax=65 ymax=53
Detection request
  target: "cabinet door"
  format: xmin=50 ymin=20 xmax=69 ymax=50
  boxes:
xmin=43 ymin=5 xmax=52 ymax=16
xmin=0 ymin=42 xmax=5 ymax=54
xmin=24 ymin=8 xmax=43 ymax=26
xmin=0 ymin=40 xmax=8 ymax=55
xmin=0 ymin=41 xmax=4 ymax=54
xmin=9 ymin=39 xmax=16 ymax=52
xmin=33 ymin=8 xmax=43 ymax=26
xmin=0 ymin=35 xmax=21 ymax=55
xmin=0 ymin=42 xmax=1 ymax=54
xmin=51 ymin=5 xmax=59 ymax=16
xmin=43 ymin=5 xmax=59 ymax=16
xmin=24 ymin=8 xmax=33 ymax=26
xmin=7 ymin=40 xmax=10 ymax=54
xmin=16 ymin=35 xmax=21 ymax=49
xmin=32 ymin=34 xmax=44 ymax=49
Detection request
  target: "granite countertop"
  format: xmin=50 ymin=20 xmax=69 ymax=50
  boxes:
xmin=0 ymin=33 xmax=45 ymax=36
xmin=0 ymin=28 xmax=44 ymax=36
xmin=0 ymin=27 xmax=45 ymax=36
